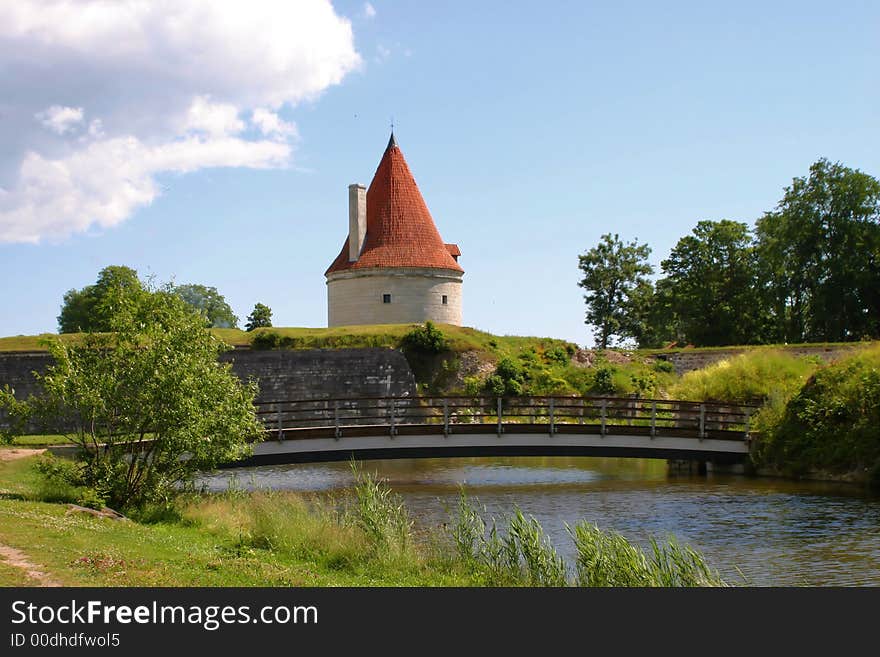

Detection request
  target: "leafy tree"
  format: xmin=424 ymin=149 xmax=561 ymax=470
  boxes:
xmin=755 ymin=158 xmax=880 ymax=342
xmin=57 ymin=265 xmax=143 ymax=333
xmin=173 ymin=283 xmax=239 ymax=329
xmin=10 ymin=284 xmax=262 ymax=509
xmin=656 ymin=220 xmax=763 ymax=347
xmin=578 ymin=234 xmax=653 ymax=348
xmin=245 ymin=303 xmax=273 ymax=331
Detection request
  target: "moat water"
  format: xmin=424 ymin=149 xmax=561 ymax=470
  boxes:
xmin=198 ymin=456 xmax=880 ymax=586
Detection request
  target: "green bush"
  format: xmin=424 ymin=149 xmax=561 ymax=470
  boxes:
xmin=652 ymin=359 xmax=676 ymax=374
xmin=754 ymin=346 xmax=880 ymax=482
xmin=544 ymin=346 xmax=571 ymax=366
xmin=484 ymin=357 xmax=527 ymax=396
xmin=401 ymin=321 xmax=448 ymax=354
xmin=592 ymin=366 xmax=616 ymax=394
xmin=76 ymin=487 xmax=108 ymax=510
xmin=251 ymin=331 xmax=280 ymax=349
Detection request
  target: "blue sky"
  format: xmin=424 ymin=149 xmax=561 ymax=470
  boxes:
xmin=1 ymin=1 xmax=878 ymax=345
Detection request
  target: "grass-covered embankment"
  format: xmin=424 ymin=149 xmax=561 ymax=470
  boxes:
xmin=751 ymin=346 xmax=880 ymax=484
xmin=0 ymin=454 xmax=725 ymax=587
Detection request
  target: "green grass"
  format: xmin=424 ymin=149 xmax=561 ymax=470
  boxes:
xmin=670 ymin=348 xmax=822 ymax=404
xmin=0 ymin=456 xmax=472 ymax=586
xmin=0 ymin=455 xmax=727 ymax=587
xmin=638 ymin=341 xmax=874 ymax=356
xmin=3 ymin=434 xmax=76 ymax=447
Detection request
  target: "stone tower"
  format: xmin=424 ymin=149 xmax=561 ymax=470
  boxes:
xmin=325 ymin=134 xmax=463 ymax=326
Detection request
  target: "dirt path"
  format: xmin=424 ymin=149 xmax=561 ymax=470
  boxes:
xmin=0 ymin=448 xmax=45 ymax=462
xmin=0 ymin=542 xmax=61 ymax=587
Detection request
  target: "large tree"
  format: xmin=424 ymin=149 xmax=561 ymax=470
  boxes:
xmin=8 ymin=284 xmax=262 ymax=509
xmin=658 ymin=220 xmax=763 ymax=346
xmin=57 ymin=265 xmax=143 ymax=333
xmin=173 ymin=283 xmax=239 ymax=329
xmin=755 ymin=158 xmax=880 ymax=343
xmin=245 ymin=303 xmax=273 ymax=331
xmin=578 ymin=234 xmax=653 ymax=348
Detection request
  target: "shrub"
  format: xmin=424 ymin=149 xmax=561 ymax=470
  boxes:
xmin=251 ymin=331 xmax=280 ymax=349
xmin=652 ymin=359 xmax=676 ymax=374
xmin=754 ymin=346 xmax=880 ymax=482
xmin=401 ymin=321 xmax=448 ymax=354
xmin=484 ymin=357 xmax=526 ymax=396
xmin=544 ymin=346 xmax=571 ymax=366
xmin=592 ymin=366 xmax=616 ymax=394
xmin=13 ymin=286 xmax=263 ymax=510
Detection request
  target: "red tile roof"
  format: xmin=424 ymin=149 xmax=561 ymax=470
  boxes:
xmin=325 ymin=136 xmax=463 ymax=275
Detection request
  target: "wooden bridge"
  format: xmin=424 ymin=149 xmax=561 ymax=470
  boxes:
xmin=224 ymin=396 xmax=755 ymax=467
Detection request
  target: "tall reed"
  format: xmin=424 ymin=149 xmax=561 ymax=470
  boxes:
xmin=570 ymin=522 xmax=726 ymax=587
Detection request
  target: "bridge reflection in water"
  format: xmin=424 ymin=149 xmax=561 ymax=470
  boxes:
xmin=222 ymin=396 xmax=755 ymax=468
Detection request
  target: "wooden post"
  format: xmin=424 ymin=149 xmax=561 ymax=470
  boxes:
xmin=744 ymin=407 xmax=751 ymax=439
xmin=334 ymin=400 xmax=340 ymax=440
xmin=497 ymin=397 xmax=503 ymax=436
xmin=699 ymin=404 xmax=706 ymax=440
xmin=651 ymin=401 xmax=656 ymax=438
xmin=600 ymin=399 xmax=607 ymax=437
xmin=443 ymin=399 xmax=449 ymax=436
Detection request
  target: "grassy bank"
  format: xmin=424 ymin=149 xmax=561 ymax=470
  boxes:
xmin=0 ymin=455 xmax=724 ymax=587
xmin=752 ymin=346 xmax=880 ymax=484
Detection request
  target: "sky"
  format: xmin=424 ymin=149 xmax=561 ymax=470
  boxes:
xmin=0 ymin=0 xmax=878 ymax=346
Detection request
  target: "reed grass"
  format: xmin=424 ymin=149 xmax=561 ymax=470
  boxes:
xmin=569 ymin=522 xmax=725 ymax=587
xmin=449 ymin=489 xmax=719 ymax=586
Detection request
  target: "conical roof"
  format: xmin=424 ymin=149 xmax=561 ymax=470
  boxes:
xmin=325 ymin=135 xmax=463 ymax=275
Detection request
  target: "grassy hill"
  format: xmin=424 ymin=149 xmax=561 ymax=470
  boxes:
xmin=0 ymin=324 xmax=575 ymax=355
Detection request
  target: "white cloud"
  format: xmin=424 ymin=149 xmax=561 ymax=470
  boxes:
xmin=0 ymin=0 xmax=362 ymax=244
xmin=185 ymin=96 xmax=245 ymax=137
xmin=252 ymin=109 xmax=298 ymax=138
xmin=364 ymin=3 xmax=377 ymax=19
xmin=36 ymin=105 xmax=85 ymax=135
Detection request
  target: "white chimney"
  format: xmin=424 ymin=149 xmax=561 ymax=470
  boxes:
xmin=348 ymin=183 xmax=366 ymax=262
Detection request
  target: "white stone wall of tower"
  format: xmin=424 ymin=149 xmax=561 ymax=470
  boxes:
xmin=327 ymin=268 xmax=463 ymax=326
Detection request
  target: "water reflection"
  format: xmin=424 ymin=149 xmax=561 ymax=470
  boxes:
xmin=197 ymin=456 xmax=880 ymax=586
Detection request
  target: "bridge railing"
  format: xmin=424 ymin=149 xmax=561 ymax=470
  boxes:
xmin=253 ymin=395 xmax=755 ymax=440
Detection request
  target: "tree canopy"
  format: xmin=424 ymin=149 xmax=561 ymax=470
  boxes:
xmin=173 ymin=283 xmax=239 ymax=329
xmin=755 ymin=158 xmax=880 ymax=343
xmin=245 ymin=303 xmax=273 ymax=331
xmin=579 ymin=159 xmax=880 ymax=348
xmin=577 ymin=234 xmax=653 ymax=348
xmin=658 ymin=220 xmax=763 ymax=347
xmin=57 ymin=265 xmax=143 ymax=333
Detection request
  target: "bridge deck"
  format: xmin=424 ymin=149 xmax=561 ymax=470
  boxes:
xmin=222 ymin=395 xmax=755 ymax=467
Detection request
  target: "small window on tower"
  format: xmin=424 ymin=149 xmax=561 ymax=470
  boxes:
xmin=383 ymin=294 xmax=392 ymax=304
xmin=442 ymin=295 xmax=448 ymax=305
